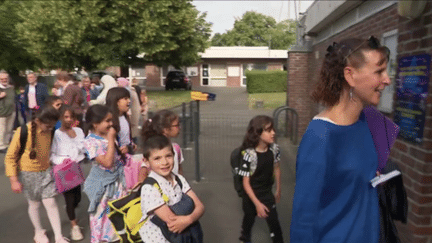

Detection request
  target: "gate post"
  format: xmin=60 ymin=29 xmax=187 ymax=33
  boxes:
xmin=181 ymin=102 xmax=187 ymax=147
xmin=193 ymin=107 xmax=200 ymax=182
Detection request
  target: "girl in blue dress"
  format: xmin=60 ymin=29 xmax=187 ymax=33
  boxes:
xmin=290 ymin=36 xmax=391 ymax=243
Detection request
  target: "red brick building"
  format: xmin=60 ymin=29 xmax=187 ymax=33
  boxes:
xmin=126 ymin=46 xmax=287 ymax=88
xmin=290 ymin=0 xmax=432 ymax=242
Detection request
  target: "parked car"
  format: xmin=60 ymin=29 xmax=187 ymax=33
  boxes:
xmin=165 ymin=70 xmax=191 ymax=90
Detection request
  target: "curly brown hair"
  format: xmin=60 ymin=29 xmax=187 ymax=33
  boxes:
xmin=312 ymin=37 xmax=389 ymax=107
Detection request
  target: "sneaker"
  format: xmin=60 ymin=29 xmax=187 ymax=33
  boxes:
xmin=34 ymin=230 xmax=49 ymax=243
xmin=55 ymin=236 xmax=70 ymax=243
xmin=70 ymin=225 xmax=84 ymax=241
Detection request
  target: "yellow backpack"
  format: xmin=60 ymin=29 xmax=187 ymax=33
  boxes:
xmin=108 ymin=176 xmax=181 ymax=243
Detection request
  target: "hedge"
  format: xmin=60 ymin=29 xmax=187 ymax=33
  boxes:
xmin=245 ymin=70 xmax=287 ymax=93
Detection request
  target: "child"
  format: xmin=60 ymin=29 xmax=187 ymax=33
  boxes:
xmin=139 ymin=135 xmax=205 ymax=243
xmin=237 ymin=115 xmax=283 ymax=243
xmin=105 ymin=87 xmax=137 ymax=155
xmin=50 ymin=105 xmax=86 ymax=241
xmin=142 ymin=109 xmax=184 ymax=174
xmin=45 ymin=95 xmax=63 ymax=130
xmin=83 ymin=104 xmax=128 ymax=243
xmin=14 ymin=86 xmax=27 ymax=129
xmin=4 ymin=106 xmax=69 ymax=243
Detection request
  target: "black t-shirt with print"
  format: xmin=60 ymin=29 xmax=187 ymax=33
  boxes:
xmin=250 ymin=149 xmax=274 ymax=196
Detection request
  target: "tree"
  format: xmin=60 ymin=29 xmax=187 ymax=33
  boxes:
xmin=0 ymin=1 xmax=40 ymax=74
xmin=211 ymin=11 xmax=296 ymax=50
xmin=15 ymin=0 xmax=211 ymax=71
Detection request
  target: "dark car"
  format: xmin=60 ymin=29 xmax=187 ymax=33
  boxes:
xmin=165 ymin=71 xmax=191 ymax=90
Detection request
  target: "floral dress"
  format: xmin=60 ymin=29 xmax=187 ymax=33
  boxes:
xmin=84 ymin=133 xmax=127 ymax=243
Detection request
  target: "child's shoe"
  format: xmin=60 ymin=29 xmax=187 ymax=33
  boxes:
xmin=70 ymin=225 xmax=84 ymax=241
xmin=55 ymin=236 xmax=70 ymax=243
xmin=34 ymin=230 xmax=49 ymax=243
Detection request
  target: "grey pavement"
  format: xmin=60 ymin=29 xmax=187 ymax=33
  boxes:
xmin=0 ymin=87 xmax=298 ymax=243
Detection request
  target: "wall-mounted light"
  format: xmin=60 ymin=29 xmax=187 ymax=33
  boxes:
xmin=398 ymin=0 xmax=427 ymax=19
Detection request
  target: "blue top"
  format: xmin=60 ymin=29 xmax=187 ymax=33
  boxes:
xmin=290 ymin=112 xmax=379 ymax=243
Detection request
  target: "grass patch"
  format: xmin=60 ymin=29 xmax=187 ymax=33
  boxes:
xmin=248 ymin=92 xmax=286 ymax=110
xmin=147 ymin=90 xmax=192 ymax=111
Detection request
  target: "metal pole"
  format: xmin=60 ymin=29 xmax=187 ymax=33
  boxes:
xmin=196 ymin=100 xmax=200 ymax=135
xmin=182 ymin=102 xmax=187 ymax=147
xmin=189 ymin=101 xmax=194 ymax=142
xmin=194 ymin=108 xmax=200 ymax=182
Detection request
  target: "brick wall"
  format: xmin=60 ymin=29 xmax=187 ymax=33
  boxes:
xmin=145 ymin=65 xmax=161 ymax=87
xmin=391 ymin=2 xmax=432 ymax=242
xmin=287 ymin=52 xmax=313 ymax=138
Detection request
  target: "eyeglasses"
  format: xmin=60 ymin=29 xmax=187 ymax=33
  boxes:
xmin=343 ymin=36 xmax=390 ymax=62
xmin=171 ymin=123 xmax=180 ymax=128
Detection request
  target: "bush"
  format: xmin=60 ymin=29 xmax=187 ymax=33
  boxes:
xmin=245 ymin=70 xmax=287 ymax=93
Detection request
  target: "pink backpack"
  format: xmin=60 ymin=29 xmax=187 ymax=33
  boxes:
xmin=52 ymin=158 xmax=85 ymax=193
xmin=124 ymin=155 xmax=143 ymax=190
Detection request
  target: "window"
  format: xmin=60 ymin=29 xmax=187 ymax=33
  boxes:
xmin=377 ymin=30 xmax=398 ymax=113
xmin=202 ymin=64 xmax=209 ymax=85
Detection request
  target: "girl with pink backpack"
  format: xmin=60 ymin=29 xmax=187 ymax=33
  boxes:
xmin=50 ymin=105 xmax=86 ymax=241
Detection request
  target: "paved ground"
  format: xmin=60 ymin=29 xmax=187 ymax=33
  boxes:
xmin=0 ymin=87 xmax=298 ymax=243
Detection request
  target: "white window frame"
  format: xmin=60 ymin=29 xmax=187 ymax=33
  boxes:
xmin=201 ymin=64 xmax=210 ymax=86
xmin=377 ymin=29 xmax=398 ymax=113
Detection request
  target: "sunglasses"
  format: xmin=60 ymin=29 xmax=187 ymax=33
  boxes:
xmin=343 ymin=36 xmax=390 ymax=62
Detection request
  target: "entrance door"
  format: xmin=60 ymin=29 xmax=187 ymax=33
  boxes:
xmin=209 ymin=64 xmax=227 ymax=86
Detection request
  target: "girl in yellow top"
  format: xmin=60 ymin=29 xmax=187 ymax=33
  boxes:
xmin=4 ymin=106 xmax=69 ymax=243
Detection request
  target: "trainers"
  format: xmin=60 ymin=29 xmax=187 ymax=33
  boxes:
xmin=34 ymin=230 xmax=49 ymax=243
xmin=55 ymin=236 xmax=70 ymax=243
xmin=70 ymin=225 xmax=84 ymax=241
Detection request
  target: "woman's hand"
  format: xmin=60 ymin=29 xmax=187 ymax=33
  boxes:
xmin=10 ymin=177 xmax=22 ymax=194
xmin=255 ymin=202 xmax=269 ymax=218
xmin=167 ymin=215 xmax=193 ymax=233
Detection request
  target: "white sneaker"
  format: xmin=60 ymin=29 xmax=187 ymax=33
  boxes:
xmin=55 ymin=236 xmax=70 ymax=243
xmin=70 ymin=225 xmax=84 ymax=241
xmin=34 ymin=230 xmax=49 ymax=243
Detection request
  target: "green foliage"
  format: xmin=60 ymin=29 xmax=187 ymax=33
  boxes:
xmin=211 ymin=11 xmax=296 ymax=49
xmin=245 ymin=70 xmax=287 ymax=94
xmin=14 ymin=0 xmax=211 ymax=71
xmin=0 ymin=1 xmax=40 ymax=74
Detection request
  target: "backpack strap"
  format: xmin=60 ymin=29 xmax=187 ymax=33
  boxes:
xmin=18 ymin=124 xmax=28 ymax=160
xmin=143 ymin=177 xmax=169 ymax=203
xmin=174 ymin=175 xmax=183 ymax=190
xmin=143 ymin=175 xmax=183 ymax=202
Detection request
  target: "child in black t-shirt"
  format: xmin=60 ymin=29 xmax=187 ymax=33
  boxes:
xmin=237 ymin=115 xmax=283 ymax=243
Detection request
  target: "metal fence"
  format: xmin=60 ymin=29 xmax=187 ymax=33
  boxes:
xmin=164 ymin=102 xmax=298 ymax=183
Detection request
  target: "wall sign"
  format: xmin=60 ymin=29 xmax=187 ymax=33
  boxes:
xmin=394 ymin=54 xmax=431 ymax=144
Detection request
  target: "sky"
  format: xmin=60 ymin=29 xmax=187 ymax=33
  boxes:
xmin=193 ymin=0 xmax=314 ymax=35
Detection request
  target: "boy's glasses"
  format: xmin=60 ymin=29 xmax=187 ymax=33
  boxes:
xmin=343 ymin=36 xmax=390 ymax=62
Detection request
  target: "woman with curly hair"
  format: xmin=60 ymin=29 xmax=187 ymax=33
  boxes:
xmin=290 ymin=36 xmax=391 ymax=243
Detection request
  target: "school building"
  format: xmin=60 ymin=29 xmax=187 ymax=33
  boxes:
xmin=113 ymin=46 xmax=288 ymax=88
xmin=289 ymin=0 xmax=432 ymax=242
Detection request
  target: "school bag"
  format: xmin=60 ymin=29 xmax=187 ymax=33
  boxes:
xmin=107 ymin=175 xmax=183 ymax=243
xmin=230 ymin=147 xmax=245 ymax=197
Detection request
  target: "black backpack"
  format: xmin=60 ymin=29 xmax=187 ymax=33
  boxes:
xmin=230 ymin=147 xmax=245 ymax=197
